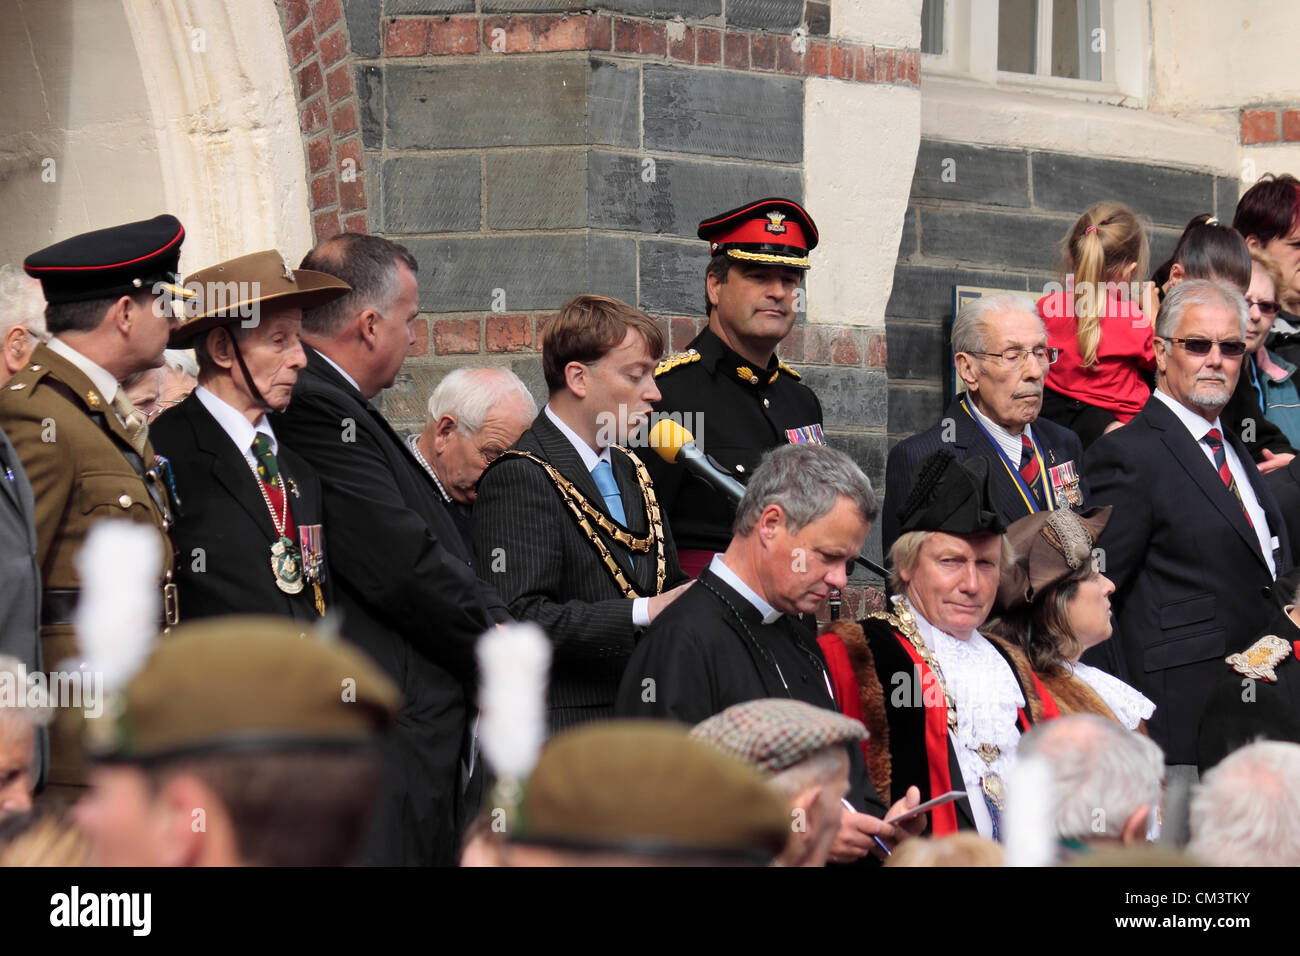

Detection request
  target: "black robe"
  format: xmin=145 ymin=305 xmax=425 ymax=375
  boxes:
xmin=614 ymin=565 xmax=886 ymax=817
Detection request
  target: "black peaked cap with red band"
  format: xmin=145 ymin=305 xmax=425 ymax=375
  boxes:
xmin=23 ymin=214 xmax=191 ymax=304
xmin=697 ymin=198 xmax=819 ymax=271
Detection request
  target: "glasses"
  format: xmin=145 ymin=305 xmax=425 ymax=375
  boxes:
xmin=1247 ymin=298 xmax=1281 ymax=317
xmin=970 ymin=346 xmax=1060 ymax=366
xmin=1162 ymin=337 xmax=1248 ymax=357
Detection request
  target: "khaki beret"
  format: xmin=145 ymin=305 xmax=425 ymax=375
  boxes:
xmin=690 ymin=698 xmax=867 ymax=775
xmin=514 ymin=721 xmax=789 ymax=863
xmin=86 ymin=616 xmax=399 ymax=763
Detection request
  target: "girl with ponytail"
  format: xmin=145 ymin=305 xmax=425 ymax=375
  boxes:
xmin=1036 ymin=202 xmax=1156 ymax=449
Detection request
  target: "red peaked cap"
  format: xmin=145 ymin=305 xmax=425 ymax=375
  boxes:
xmin=697 ymin=198 xmax=818 ymax=270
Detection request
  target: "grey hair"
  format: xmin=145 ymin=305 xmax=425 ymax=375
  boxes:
xmin=1189 ymin=740 xmax=1300 ymax=866
xmin=0 ymin=264 xmax=48 ymax=340
xmin=163 ymin=348 xmax=199 ymax=378
xmin=426 ymin=367 xmax=537 ymax=433
xmin=733 ymin=444 xmax=877 ymax=537
xmin=1017 ymin=713 xmax=1164 ymax=841
xmin=951 ymin=292 xmax=1042 ymax=356
xmin=1155 ymin=278 xmax=1249 ymax=340
xmin=0 ymin=655 xmax=53 ymax=730
xmin=767 ymin=745 xmax=847 ymax=799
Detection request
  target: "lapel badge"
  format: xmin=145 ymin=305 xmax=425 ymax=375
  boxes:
xmin=1227 ymin=634 xmax=1291 ymax=682
xmin=282 ymin=256 xmax=296 ymax=282
xmin=287 ymin=477 xmax=300 ymax=498
xmin=765 ymin=211 xmax=787 ymax=235
xmin=87 ymin=391 xmax=101 ymax=409
xmin=736 ymin=365 xmax=759 ymax=385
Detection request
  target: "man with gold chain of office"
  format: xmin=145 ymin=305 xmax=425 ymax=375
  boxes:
xmin=0 ymin=216 xmax=189 ymax=795
xmin=645 ymin=198 xmax=827 ymax=579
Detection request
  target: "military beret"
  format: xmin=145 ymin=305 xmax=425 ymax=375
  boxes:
xmin=86 ymin=616 xmax=400 ymax=764
xmin=170 ymin=249 xmax=351 ymax=347
xmin=997 ymin=506 xmax=1112 ymax=611
xmin=698 ymin=198 xmax=818 ymax=270
xmin=690 ymin=698 xmax=867 ymax=775
xmin=512 ymin=721 xmax=789 ymax=863
xmin=896 ymin=449 xmax=1006 ymax=538
xmin=24 ymin=214 xmax=192 ymax=305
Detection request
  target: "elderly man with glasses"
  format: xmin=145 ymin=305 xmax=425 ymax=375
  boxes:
xmin=882 ymin=293 xmax=1091 ymax=555
xmin=1085 ymin=278 xmax=1293 ymax=846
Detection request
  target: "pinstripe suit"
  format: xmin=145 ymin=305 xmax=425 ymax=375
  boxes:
xmin=472 ymin=411 xmax=686 ymax=731
xmin=882 ymin=396 xmax=1090 ymax=555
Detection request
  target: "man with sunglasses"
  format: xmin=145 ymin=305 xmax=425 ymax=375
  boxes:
xmin=882 ymin=293 xmax=1090 ymax=554
xmin=1086 ymin=278 xmax=1292 ymax=845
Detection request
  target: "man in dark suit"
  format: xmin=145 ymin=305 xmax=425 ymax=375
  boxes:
xmin=1086 ymin=278 xmax=1292 ymax=844
xmin=883 ymin=293 xmax=1089 ymax=556
xmin=151 ymin=250 xmax=350 ymax=622
xmin=274 ymin=233 xmax=510 ymax=866
xmin=474 ymin=294 xmax=691 ymax=732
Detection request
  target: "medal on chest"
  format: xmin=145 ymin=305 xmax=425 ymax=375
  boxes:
xmin=271 ymin=535 xmax=304 ymax=594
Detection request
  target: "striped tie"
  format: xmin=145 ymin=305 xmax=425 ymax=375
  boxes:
xmin=1019 ymin=433 xmax=1043 ymax=505
xmin=1203 ymin=428 xmax=1254 ymax=529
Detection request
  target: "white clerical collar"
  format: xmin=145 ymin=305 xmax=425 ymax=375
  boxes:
xmin=47 ymin=336 xmax=120 ymax=405
xmin=1152 ymin=386 xmax=1222 ymax=442
xmin=195 ymin=385 xmax=276 ymax=459
xmin=966 ymin=396 xmax=1032 ymax=464
xmin=544 ymin=404 xmax=610 ymax=471
xmin=710 ymin=555 xmax=782 ymax=624
xmin=315 ymin=348 xmax=362 ymax=394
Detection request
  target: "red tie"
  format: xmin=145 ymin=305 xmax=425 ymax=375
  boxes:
xmin=1203 ymin=428 xmax=1253 ymax=529
xmin=1019 ymin=433 xmax=1043 ymax=505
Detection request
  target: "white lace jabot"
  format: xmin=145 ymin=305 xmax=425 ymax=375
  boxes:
xmin=1070 ymin=660 xmax=1155 ymax=730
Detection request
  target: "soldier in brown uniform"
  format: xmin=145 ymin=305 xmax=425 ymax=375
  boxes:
xmin=0 ymin=216 xmax=189 ymax=795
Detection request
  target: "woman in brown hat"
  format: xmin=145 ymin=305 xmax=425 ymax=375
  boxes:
xmin=985 ymin=506 xmax=1154 ymax=731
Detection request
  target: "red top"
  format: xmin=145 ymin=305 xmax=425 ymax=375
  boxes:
xmin=1038 ymin=289 xmax=1156 ymax=422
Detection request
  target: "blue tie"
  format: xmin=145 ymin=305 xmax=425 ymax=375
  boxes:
xmin=591 ymin=459 xmax=626 ymax=525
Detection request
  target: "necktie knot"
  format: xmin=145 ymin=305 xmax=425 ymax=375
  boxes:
xmin=591 ymin=459 xmax=626 ymax=525
xmin=252 ymin=432 xmax=280 ymax=487
xmin=1204 ymin=428 xmax=1224 ymax=450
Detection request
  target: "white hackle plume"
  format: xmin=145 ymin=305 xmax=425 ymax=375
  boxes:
xmin=477 ymin=622 xmax=552 ymax=781
xmin=1003 ymin=754 xmax=1057 ymax=867
xmin=75 ymin=520 xmax=163 ymax=693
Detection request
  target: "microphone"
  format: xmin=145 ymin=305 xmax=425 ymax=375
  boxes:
xmin=648 ymin=418 xmax=747 ymax=504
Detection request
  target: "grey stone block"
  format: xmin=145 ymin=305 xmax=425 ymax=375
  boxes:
xmin=385 ymin=0 xmax=474 ymax=12
xmin=725 ymin=0 xmax=803 ymax=30
xmin=887 ymin=320 xmax=946 ymax=382
xmin=643 ymin=65 xmax=803 ymax=162
xmin=799 ymin=367 xmax=887 ymax=429
xmin=404 ymin=235 xmax=636 ymax=312
xmin=1215 ymin=175 xmax=1241 ymax=226
xmin=911 ymin=140 xmax=1030 ymax=207
xmin=588 ymin=151 xmax=801 ymax=237
xmin=1149 ymin=227 xmax=1182 ymax=275
xmin=888 ymin=384 xmax=944 ymax=437
xmin=344 ymin=0 xmax=383 ymax=57
xmin=588 ymin=58 xmax=640 ymax=149
xmin=826 ymin=429 xmax=888 ymax=490
xmin=887 ymin=264 xmax=1031 ymax=322
xmin=919 ymin=209 xmax=1071 ymax=272
xmin=507 ymin=356 xmax=549 ymax=409
xmin=483 ymin=0 xmax=721 ymax=13
xmin=487 ymin=151 xmax=587 ymax=229
xmin=388 ymin=59 xmax=637 ymax=149
xmin=898 ymin=205 xmax=918 ymax=257
xmin=639 ymin=240 xmax=711 ymax=315
xmin=1031 ymin=152 xmax=1215 ymax=227
xmin=355 ymin=65 xmax=383 ymax=149
xmin=382 ymin=156 xmax=481 ymax=234
xmin=805 ymin=1 xmax=830 ymax=36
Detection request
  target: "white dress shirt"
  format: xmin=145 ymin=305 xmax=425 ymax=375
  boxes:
xmin=1152 ymin=388 xmax=1276 ymax=576
xmin=544 ymin=405 xmax=649 ymax=627
xmin=194 ymin=385 xmax=278 ymax=475
xmin=967 ymin=397 xmax=1035 ymax=466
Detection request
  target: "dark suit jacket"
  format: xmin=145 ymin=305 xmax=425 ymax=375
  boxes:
xmin=149 ymin=392 xmax=328 ymax=623
xmin=882 ymin=396 xmax=1090 ymax=554
xmin=1086 ymin=393 xmax=1292 ymax=764
xmin=272 ymin=346 xmax=510 ymax=866
xmin=0 ymin=424 xmax=43 ymax=787
xmin=473 ymin=410 xmax=686 ymax=731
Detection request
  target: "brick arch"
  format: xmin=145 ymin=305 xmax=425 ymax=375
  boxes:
xmin=276 ymin=0 xmax=370 ymax=240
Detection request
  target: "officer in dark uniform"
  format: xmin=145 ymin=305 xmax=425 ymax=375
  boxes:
xmin=645 ymin=198 xmax=825 ymax=577
xmin=0 ymin=216 xmax=189 ymax=794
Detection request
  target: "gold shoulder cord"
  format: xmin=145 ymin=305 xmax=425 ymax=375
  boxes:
xmin=870 ymin=600 xmax=958 ymax=731
xmin=503 ymin=447 xmax=666 ymax=599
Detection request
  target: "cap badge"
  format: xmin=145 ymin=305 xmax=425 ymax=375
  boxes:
xmin=282 ymin=257 xmax=296 ymax=282
xmin=765 ymin=211 xmax=787 ymax=235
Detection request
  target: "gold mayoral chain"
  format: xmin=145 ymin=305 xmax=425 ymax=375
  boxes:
xmin=873 ymin=596 xmax=1007 ymax=812
xmin=504 ymin=447 xmax=666 ymax=598
xmin=244 ymin=457 xmax=304 ymax=595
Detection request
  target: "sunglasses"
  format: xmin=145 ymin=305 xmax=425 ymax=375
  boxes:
xmin=1247 ymin=298 xmax=1281 ymax=317
xmin=1162 ymin=337 xmax=1248 ymax=357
